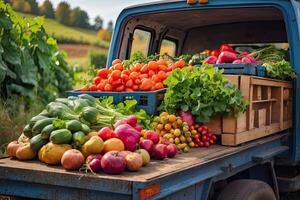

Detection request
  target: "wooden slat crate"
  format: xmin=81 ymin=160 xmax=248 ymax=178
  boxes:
xmin=207 ymin=75 xmax=293 ymax=146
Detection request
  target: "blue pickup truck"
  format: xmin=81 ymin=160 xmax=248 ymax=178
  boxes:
xmin=1 ymin=0 xmax=300 ymax=199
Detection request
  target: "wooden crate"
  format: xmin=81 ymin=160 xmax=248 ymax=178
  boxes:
xmin=209 ymin=75 xmax=293 ymax=146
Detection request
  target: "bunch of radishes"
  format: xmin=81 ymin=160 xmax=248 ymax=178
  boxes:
xmin=203 ymin=44 xmax=257 ymax=65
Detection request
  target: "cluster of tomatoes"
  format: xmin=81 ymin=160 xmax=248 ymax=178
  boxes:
xmin=81 ymin=59 xmax=187 ymax=92
xmin=190 ymin=124 xmax=217 ymax=147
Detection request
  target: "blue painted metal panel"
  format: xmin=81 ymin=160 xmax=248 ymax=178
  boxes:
xmin=108 ymin=0 xmax=300 ymax=163
xmin=214 ymin=64 xmax=266 ymax=77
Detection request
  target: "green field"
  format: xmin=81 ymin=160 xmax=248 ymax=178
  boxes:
xmin=17 ymin=12 xmax=109 ymax=48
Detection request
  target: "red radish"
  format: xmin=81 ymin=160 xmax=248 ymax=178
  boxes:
xmin=203 ymin=56 xmax=218 ymax=64
xmin=247 ymin=56 xmax=257 ymax=63
xmin=220 ymin=44 xmax=234 ymax=52
xmin=126 ymin=115 xmax=137 ymax=127
xmin=241 ymin=57 xmax=252 ymax=63
xmin=233 ymin=59 xmax=243 ymax=64
xmin=86 ymin=154 xmax=103 ymax=163
xmin=113 ymin=119 xmax=127 ymax=128
xmin=89 ymin=158 xmax=101 ymax=172
xmin=240 ymin=50 xmax=250 ymax=57
xmin=97 ymin=127 xmax=114 ymax=141
xmin=139 ymin=139 xmax=154 ymax=152
xmin=178 ymin=111 xmax=194 ymax=126
xmin=152 ymin=144 xmax=168 ymax=160
xmin=210 ymin=50 xmax=221 ymax=57
xmin=218 ymin=51 xmax=237 ymax=63
xmin=134 ymin=125 xmax=143 ymax=132
xmin=144 ymin=131 xmax=160 ymax=144
xmin=167 ymin=144 xmax=178 ymax=158
xmin=216 ymin=59 xmax=223 ymax=64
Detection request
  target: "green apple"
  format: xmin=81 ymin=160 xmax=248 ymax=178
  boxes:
xmin=135 ymin=149 xmax=150 ymax=166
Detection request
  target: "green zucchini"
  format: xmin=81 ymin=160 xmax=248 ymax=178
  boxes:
xmin=30 ymin=134 xmax=48 ymax=151
xmin=66 ymin=120 xmax=82 ymax=132
xmin=80 ymin=107 xmax=99 ymax=124
xmin=29 ymin=115 xmax=48 ymax=128
xmin=81 ymin=124 xmax=91 ymax=134
xmin=50 ymin=129 xmax=72 ymax=144
xmin=32 ymin=118 xmax=55 ymax=136
xmin=41 ymin=124 xmax=57 ymax=139
xmin=23 ymin=124 xmax=32 ymax=138
xmin=72 ymin=131 xmax=87 ymax=147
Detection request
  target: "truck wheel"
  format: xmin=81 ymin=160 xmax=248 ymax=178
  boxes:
xmin=217 ymin=179 xmax=276 ymax=200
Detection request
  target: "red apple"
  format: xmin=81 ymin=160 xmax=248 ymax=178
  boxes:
xmin=125 ymin=152 xmax=143 ymax=171
xmin=139 ymin=139 xmax=154 ymax=153
xmin=97 ymin=127 xmax=114 ymax=141
xmin=152 ymin=144 xmax=167 ymax=160
xmin=61 ymin=149 xmax=85 ymax=170
xmin=118 ymin=150 xmax=132 ymax=158
xmin=134 ymin=125 xmax=143 ymax=132
xmin=167 ymin=144 xmax=178 ymax=158
xmin=135 ymin=149 xmax=150 ymax=166
xmin=89 ymin=158 xmax=101 ymax=172
xmin=86 ymin=154 xmax=103 ymax=163
xmin=144 ymin=131 xmax=160 ymax=144
xmin=101 ymin=151 xmax=126 ymax=174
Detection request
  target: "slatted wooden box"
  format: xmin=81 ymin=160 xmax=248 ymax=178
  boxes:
xmin=207 ymin=75 xmax=293 ymax=146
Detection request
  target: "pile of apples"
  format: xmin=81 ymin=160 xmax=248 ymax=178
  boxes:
xmin=60 ymin=115 xmax=178 ymax=175
xmin=81 ymin=58 xmax=187 ymax=92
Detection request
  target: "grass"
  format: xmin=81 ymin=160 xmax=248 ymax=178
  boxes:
xmin=17 ymin=12 xmax=109 ymax=48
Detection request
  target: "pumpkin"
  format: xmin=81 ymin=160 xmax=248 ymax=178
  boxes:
xmin=16 ymin=143 xmax=36 ymax=160
xmin=38 ymin=142 xmax=72 ymax=165
xmin=7 ymin=141 xmax=21 ymax=158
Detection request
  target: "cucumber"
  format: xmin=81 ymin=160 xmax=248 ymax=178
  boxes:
xmin=50 ymin=129 xmax=72 ymax=144
xmin=32 ymin=118 xmax=55 ymax=136
xmin=72 ymin=131 xmax=87 ymax=147
xmin=38 ymin=110 xmax=49 ymax=117
xmin=23 ymin=124 xmax=32 ymax=138
xmin=66 ymin=120 xmax=82 ymax=132
xmin=81 ymin=124 xmax=91 ymax=134
xmin=30 ymin=134 xmax=48 ymax=151
xmin=41 ymin=124 xmax=57 ymax=139
xmin=80 ymin=107 xmax=99 ymax=124
xmin=29 ymin=115 xmax=48 ymax=128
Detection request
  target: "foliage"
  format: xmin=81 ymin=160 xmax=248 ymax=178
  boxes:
xmin=162 ymin=64 xmax=248 ymax=123
xmin=27 ymin=0 xmax=39 ymax=15
xmin=107 ymin=20 xmax=114 ymax=33
xmin=55 ymin=1 xmax=70 ymax=25
xmin=89 ymin=51 xmax=107 ymax=68
xmin=0 ymin=2 xmax=72 ymax=104
xmin=249 ymin=45 xmax=288 ymax=63
xmin=69 ymin=7 xmax=90 ymax=29
xmin=94 ymin=15 xmax=103 ymax=31
xmin=97 ymin=29 xmax=112 ymax=42
xmin=263 ymin=60 xmax=296 ymax=80
xmin=39 ymin=0 xmax=54 ymax=19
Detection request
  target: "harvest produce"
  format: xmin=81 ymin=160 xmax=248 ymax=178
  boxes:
xmin=102 ymin=138 xmax=125 ymax=153
xmin=151 ymin=144 xmax=168 ymax=160
xmin=38 ymin=143 xmax=72 ymax=165
xmin=81 ymin=57 xmax=187 ymax=92
xmin=16 ymin=144 xmax=36 ymax=160
xmin=135 ymin=149 xmax=151 ymax=166
xmin=163 ymin=64 xmax=247 ymax=123
xmin=125 ymin=152 xmax=143 ymax=171
xmin=190 ymin=124 xmax=217 ymax=147
xmin=167 ymin=144 xmax=178 ymax=158
xmin=101 ymin=151 xmax=127 ymax=174
xmin=81 ymin=136 xmax=104 ymax=157
xmin=7 ymin=141 xmax=22 ymax=158
xmin=61 ymin=149 xmax=85 ymax=170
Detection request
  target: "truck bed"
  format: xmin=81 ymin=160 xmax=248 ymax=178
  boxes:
xmin=0 ymin=134 xmax=287 ymax=199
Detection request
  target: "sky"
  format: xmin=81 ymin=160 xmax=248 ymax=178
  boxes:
xmin=36 ymin=0 xmax=158 ymax=27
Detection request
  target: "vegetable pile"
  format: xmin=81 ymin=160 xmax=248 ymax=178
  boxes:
xmin=162 ymin=64 xmax=248 ymax=123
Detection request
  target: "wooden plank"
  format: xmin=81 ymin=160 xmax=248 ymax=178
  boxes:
xmin=280 ymin=87 xmax=284 ymax=129
xmin=251 ymin=77 xmax=293 ymax=88
xmin=223 ymin=75 xmax=239 ymax=88
xmin=206 ymin=116 xmax=222 ymax=135
xmin=222 ymin=123 xmax=282 ymax=146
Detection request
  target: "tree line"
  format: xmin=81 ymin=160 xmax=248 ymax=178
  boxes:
xmin=5 ymin=0 xmax=114 ymax=33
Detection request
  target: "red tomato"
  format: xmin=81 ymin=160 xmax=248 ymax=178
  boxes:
xmin=125 ymin=88 xmax=134 ymax=92
xmin=114 ymin=63 xmax=123 ymax=71
xmin=111 ymin=70 xmax=121 ymax=80
xmin=97 ymin=69 xmax=109 ymax=79
xmin=154 ymin=82 xmax=164 ymax=90
xmin=112 ymin=59 xmax=122 ymax=66
xmin=220 ymin=44 xmax=234 ymax=52
xmin=134 ymin=78 xmax=141 ymax=85
xmin=132 ymin=85 xmax=139 ymax=91
xmin=115 ymin=85 xmax=125 ymax=92
xmin=148 ymin=70 xmax=155 ymax=77
xmin=151 ymin=75 xmax=160 ymax=83
xmin=122 ymin=69 xmax=131 ymax=76
xmin=81 ymin=86 xmax=89 ymax=91
xmin=93 ymin=77 xmax=101 ymax=85
xmin=104 ymin=84 xmax=112 ymax=91
xmin=133 ymin=63 xmax=143 ymax=72
xmin=89 ymin=84 xmax=97 ymax=91
xmin=125 ymin=79 xmax=133 ymax=88
xmin=129 ymin=72 xmax=139 ymax=80
xmin=174 ymin=59 xmax=186 ymax=68
xmin=140 ymin=64 xmax=148 ymax=74
xmin=148 ymin=61 xmax=159 ymax=71
xmin=210 ymin=50 xmax=221 ymax=57
xmin=158 ymin=64 xmax=168 ymax=72
xmin=111 ymin=79 xmax=122 ymax=87
xmin=121 ymin=74 xmax=129 ymax=82
xmin=107 ymin=76 xmax=114 ymax=84
xmin=201 ymin=49 xmax=210 ymax=55
xmin=139 ymin=74 xmax=149 ymax=80
xmin=157 ymin=59 xmax=168 ymax=67
xmin=97 ymin=83 xmax=104 ymax=91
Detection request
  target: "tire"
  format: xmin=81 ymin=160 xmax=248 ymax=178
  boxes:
xmin=217 ymin=179 xmax=276 ymax=200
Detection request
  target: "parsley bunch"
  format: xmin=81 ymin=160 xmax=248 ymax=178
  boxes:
xmin=162 ymin=64 xmax=248 ymax=123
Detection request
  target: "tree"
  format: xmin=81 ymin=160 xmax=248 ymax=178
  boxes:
xmin=39 ymin=0 xmax=54 ymax=18
xmin=27 ymin=0 xmax=39 ymax=15
xmin=97 ymin=29 xmax=112 ymax=42
xmin=12 ymin=0 xmax=25 ymax=12
xmin=69 ymin=7 xmax=90 ymax=28
xmin=94 ymin=15 xmax=103 ymax=31
xmin=107 ymin=20 xmax=114 ymax=33
xmin=23 ymin=1 xmax=31 ymax=13
xmin=55 ymin=1 xmax=70 ymax=25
